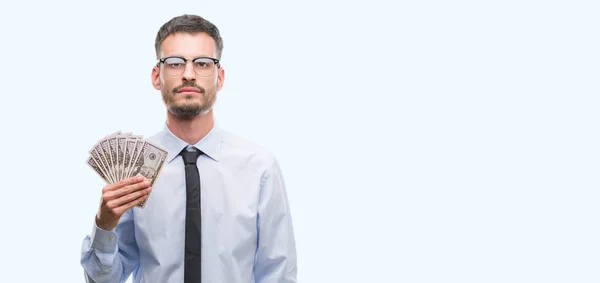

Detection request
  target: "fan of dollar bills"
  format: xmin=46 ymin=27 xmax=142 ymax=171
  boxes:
xmin=86 ymin=131 xmax=168 ymax=207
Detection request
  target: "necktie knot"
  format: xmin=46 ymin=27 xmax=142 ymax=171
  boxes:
xmin=180 ymin=147 xmax=202 ymax=165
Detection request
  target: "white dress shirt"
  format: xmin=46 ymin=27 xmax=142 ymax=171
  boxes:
xmin=80 ymin=123 xmax=297 ymax=283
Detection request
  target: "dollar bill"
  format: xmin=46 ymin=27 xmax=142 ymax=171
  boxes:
xmin=108 ymin=137 xmax=119 ymax=180
xmin=87 ymin=156 xmax=110 ymax=184
xmin=89 ymin=147 xmax=113 ymax=184
xmin=122 ymin=138 xmax=137 ymax=181
xmin=117 ymin=135 xmax=126 ymax=180
xmin=99 ymin=140 xmax=116 ymax=182
xmin=127 ymin=139 xmax=145 ymax=178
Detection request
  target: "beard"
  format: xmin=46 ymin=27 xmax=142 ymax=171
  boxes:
xmin=162 ymin=81 xmax=216 ymax=119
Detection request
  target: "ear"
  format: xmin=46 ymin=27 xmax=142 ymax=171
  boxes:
xmin=216 ymin=66 xmax=225 ymax=91
xmin=151 ymin=65 xmax=161 ymax=90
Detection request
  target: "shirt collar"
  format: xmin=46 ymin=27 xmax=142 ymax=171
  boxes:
xmin=161 ymin=122 xmax=222 ymax=163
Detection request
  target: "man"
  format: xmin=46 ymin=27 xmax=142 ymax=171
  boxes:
xmin=80 ymin=14 xmax=298 ymax=283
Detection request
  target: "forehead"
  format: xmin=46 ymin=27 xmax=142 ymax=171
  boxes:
xmin=159 ymin=32 xmax=217 ymax=58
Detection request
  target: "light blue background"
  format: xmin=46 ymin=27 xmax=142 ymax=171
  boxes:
xmin=0 ymin=0 xmax=598 ymax=282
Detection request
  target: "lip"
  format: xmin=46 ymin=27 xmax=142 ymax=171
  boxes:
xmin=177 ymin=87 xmax=200 ymax=93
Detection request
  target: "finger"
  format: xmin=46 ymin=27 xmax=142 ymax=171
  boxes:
xmin=102 ymin=175 xmax=145 ymax=193
xmin=106 ymin=186 xmax=151 ymax=209
xmin=115 ymin=179 xmax=151 ymax=196
xmin=104 ymin=179 xmax=151 ymax=201
xmin=114 ymin=194 xmax=149 ymax=215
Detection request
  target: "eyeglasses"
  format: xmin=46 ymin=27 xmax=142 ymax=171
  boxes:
xmin=157 ymin=56 xmax=220 ymax=77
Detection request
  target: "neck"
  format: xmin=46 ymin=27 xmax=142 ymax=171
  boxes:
xmin=166 ymin=109 xmax=215 ymax=145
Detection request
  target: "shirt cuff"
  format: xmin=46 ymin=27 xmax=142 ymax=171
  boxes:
xmin=90 ymin=222 xmax=118 ymax=254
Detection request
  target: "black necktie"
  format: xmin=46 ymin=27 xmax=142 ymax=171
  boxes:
xmin=180 ymin=147 xmax=202 ymax=282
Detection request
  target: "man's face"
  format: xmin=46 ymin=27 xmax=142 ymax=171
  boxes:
xmin=152 ymin=32 xmax=224 ymax=119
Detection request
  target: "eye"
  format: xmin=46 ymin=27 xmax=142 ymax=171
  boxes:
xmin=195 ymin=61 xmax=208 ymax=68
xmin=164 ymin=58 xmax=185 ymax=67
xmin=193 ymin=59 xmax=213 ymax=68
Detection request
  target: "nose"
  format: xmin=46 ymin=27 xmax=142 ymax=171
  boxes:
xmin=182 ymin=61 xmax=196 ymax=81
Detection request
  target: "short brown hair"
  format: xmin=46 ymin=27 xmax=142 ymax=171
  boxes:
xmin=154 ymin=14 xmax=224 ymax=59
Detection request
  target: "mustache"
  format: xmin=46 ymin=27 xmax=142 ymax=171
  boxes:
xmin=173 ymin=82 xmax=205 ymax=93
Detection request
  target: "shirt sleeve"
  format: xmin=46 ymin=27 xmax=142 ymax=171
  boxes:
xmin=80 ymin=209 xmax=140 ymax=283
xmin=254 ymin=157 xmax=298 ymax=283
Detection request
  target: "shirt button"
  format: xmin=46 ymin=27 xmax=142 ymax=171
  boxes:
xmin=108 ymin=236 xmax=113 ymax=242
xmin=103 ymin=268 xmax=109 ymax=273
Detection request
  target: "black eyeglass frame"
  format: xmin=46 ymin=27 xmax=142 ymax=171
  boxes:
xmin=156 ymin=56 xmax=221 ymax=68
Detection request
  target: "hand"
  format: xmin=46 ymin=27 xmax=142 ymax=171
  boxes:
xmin=96 ymin=175 xmax=152 ymax=231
